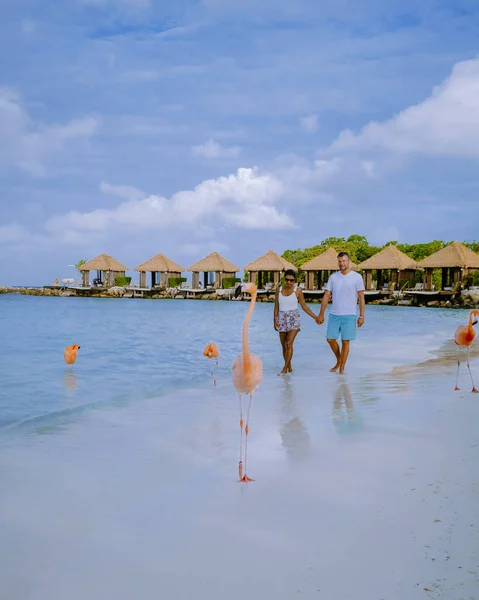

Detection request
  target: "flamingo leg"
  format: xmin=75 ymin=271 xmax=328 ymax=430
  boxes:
xmin=454 ymin=348 xmax=461 ymax=391
xmin=466 ymin=347 xmax=479 ymax=393
xmin=211 ymin=367 xmax=216 ymax=387
xmin=239 ymin=393 xmax=254 ymax=482
xmin=238 ymin=394 xmax=244 ymax=480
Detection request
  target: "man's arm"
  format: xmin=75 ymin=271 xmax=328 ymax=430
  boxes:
xmin=357 ymin=290 xmax=365 ymax=327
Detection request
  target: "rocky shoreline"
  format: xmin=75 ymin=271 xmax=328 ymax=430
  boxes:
xmin=2 ymin=285 xmax=479 ymax=309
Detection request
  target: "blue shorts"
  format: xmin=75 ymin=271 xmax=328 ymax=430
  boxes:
xmin=326 ymin=314 xmax=357 ymax=341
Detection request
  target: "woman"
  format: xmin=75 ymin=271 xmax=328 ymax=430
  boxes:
xmin=274 ymin=269 xmax=318 ymax=375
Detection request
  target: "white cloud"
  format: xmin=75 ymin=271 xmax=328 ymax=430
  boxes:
xmin=328 ymin=57 xmax=479 ymax=159
xmin=300 ymin=114 xmax=319 ymax=134
xmin=179 ymin=241 xmax=231 ymax=257
xmin=45 ymin=167 xmax=293 ymax=238
xmin=0 ymin=88 xmax=100 ymax=176
xmin=0 ymin=224 xmax=29 ymax=245
xmin=191 ymin=138 xmax=241 ymax=159
xmin=100 ymin=181 xmax=146 ymax=201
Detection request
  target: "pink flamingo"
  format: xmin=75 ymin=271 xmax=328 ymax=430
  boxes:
xmin=203 ymin=342 xmax=219 ymax=386
xmin=64 ymin=344 xmax=80 ymax=366
xmin=232 ymin=282 xmax=263 ymax=482
xmin=454 ymin=309 xmax=479 ymax=392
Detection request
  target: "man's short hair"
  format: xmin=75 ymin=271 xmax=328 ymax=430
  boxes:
xmin=337 ymin=251 xmax=350 ymax=259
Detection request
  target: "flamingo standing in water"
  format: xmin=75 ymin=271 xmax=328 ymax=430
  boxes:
xmin=64 ymin=344 xmax=80 ymax=366
xmin=203 ymin=342 xmax=219 ymax=386
xmin=232 ymin=282 xmax=263 ymax=482
xmin=454 ymin=309 xmax=479 ymax=392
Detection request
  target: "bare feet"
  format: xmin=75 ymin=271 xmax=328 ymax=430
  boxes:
xmin=330 ymin=363 xmax=340 ymax=372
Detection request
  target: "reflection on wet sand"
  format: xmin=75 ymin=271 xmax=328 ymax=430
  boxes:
xmin=331 ymin=380 xmax=363 ymax=434
xmin=279 ymin=378 xmax=311 ymax=462
xmin=390 ymin=337 xmax=479 ymax=378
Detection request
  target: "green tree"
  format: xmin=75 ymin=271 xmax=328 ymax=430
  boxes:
xmin=75 ymin=259 xmax=87 ymax=272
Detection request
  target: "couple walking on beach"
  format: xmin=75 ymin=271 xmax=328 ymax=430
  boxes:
xmin=274 ymin=252 xmax=365 ymax=375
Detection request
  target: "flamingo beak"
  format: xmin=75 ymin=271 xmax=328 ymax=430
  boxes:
xmin=235 ymin=284 xmax=243 ymax=298
xmin=473 ymin=321 xmax=478 ymax=326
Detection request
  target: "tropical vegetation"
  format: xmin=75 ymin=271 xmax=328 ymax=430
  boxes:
xmin=282 ymin=236 xmax=479 ymax=288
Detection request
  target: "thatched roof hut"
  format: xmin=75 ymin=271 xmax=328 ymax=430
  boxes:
xmin=358 ymin=245 xmax=417 ymax=271
xmin=358 ymin=245 xmax=418 ymax=291
xmin=78 ymin=253 xmax=129 ymax=287
xmin=417 ymin=241 xmax=479 ymax=291
xmin=79 ymin=253 xmax=129 ymax=272
xmin=300 ymin=247 xmax=358 ymax=289
xmin=301 ymin=247 xmax=358 ymax=271
xmin=245 ymin=249 xmax=296 ymax=273
xmin=244 ymin=250 xmax=297 ymax=287
xmin=135 ymin=253 xmax=185 ymax=288
xmin=188 ymin=252 xmax=240 ymax=289
xmin=417 ymin=241 xmax=479 ymax=269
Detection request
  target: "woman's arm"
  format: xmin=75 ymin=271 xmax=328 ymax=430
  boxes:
xmin=317 ymin=290 xmax=331 ymax=324
xmin=297 ymin=288 xmax=317 ymax=320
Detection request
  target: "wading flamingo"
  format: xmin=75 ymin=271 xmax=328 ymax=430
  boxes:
xmin=232 ymin=282 xmax=263 ymax=482
xmin=454 ymin=309 xmax=479 ymax=392
xmin=64 ymin=344 xmax=80 ymax=366
xmin=203 ymin=342 xmax=219 ymax=386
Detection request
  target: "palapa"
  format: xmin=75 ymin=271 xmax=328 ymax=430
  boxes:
xmin=79 ymin=253 xmax=129 ymax=272
xmin=135 ymin=253 xmax=185 ymax=273
xmin=417 ymin=241 xmax=479 ymax=269
xmin=357 ymin=245 xmax=417 ymax=271
xmin=244 ymin=249 xmax=297 ymax=272
xmin=188 ymin=252 xmax=239 ymax=273
xmin=301 ymin=247 xmax=358 ymax=271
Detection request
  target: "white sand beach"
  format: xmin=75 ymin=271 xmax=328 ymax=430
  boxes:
xmin=1 ymin=361 xmax=478 ymax=600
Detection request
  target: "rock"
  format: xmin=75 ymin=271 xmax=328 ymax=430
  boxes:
xmin=462 ymin=292 xmax=479 ymax=304
xmin=109 ymin=286 xmax=127 ymax=297
xmin=427 ymin=301 xmax=439 ymax=307
xmin=444 ymin=300 xmax=452 ymax=308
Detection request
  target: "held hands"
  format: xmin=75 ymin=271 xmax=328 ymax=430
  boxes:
xmin=316 ymin=313 xmax=325 ymax=325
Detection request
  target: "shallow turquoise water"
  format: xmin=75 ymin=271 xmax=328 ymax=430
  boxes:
xmin=0 ymin=294 xmax=464 ymax=430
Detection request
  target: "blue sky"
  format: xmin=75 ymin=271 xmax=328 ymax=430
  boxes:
xmin=1 ymin=0 xmax=479 ymax=284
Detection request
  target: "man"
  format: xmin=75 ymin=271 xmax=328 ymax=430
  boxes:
xmin=317 ymin=252 xmax=365 ymax=374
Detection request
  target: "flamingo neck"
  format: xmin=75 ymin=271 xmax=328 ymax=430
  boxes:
xmin=242 ymin=290 xmax=256 ymax=366
xmin=469 ymin=311 xmax=478 ymax=335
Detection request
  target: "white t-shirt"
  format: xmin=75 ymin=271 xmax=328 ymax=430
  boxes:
xmin=325 ymin=271 xmax=365 ymax=316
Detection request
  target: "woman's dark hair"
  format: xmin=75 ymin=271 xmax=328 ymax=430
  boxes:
xmin=284 ymin=269 xmax=297 ymax=279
